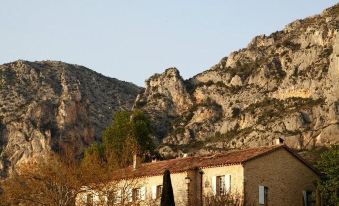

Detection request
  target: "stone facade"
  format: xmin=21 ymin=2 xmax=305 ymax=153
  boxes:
xmin=77 ymin=145 xmax=319 ymax=206
xmin=243 ymin=149 xmax=319 ymax=206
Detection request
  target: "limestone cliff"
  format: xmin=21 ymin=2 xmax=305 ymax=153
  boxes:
xmin=0 ymin=60 xmax=141 ymax=177
xmin=135 ymin=4 xmax=339 ymax=157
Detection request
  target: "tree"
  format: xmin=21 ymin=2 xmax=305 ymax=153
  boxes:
xmin=0 ymin=154 xmax=84 ymax=206
xmin=203 ymin=193 xmax=242 ymax=206
xmin=82 ymin=142 xmax=106 ymax=171
xmin=83 ymin=110 xmax=155 ymax=168
xmin=316 ymin=145 xmax=339 ymax=206
xmin=0 ymin=151 xmax=138 ymax=206
xmin=0 ymin=110 xmax=155 ymax=205
xmin=160 ymin=170 xmax=175 ymax=206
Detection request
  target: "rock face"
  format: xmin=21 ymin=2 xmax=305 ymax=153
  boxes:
xmin=135 ymin=68 xmax=193 ymax=140
xmin=135 ymin=5 xmax=339 ymax=156
xmin=0 ymin=60 xmax=141 ymax=177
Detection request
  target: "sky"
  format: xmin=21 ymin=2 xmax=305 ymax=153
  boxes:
xmin=0 ymin=1 xmax=337 ymax=86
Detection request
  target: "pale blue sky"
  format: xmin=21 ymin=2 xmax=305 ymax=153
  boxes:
xmin=0 ymin=1 xmax=337 ymax=86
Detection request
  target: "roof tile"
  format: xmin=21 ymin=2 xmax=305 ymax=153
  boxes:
xmin=111 ymin=145 xmax=284 ymax=180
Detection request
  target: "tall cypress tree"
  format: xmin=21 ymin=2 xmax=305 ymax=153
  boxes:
xmin=160 ymin=169 xmax=175 ymax=206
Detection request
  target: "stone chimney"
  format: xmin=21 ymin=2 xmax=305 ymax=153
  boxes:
xmin=152 ymin=157 xmax=158 ymax=163
xmin=133 ymin=154 xmax=141 ymax=170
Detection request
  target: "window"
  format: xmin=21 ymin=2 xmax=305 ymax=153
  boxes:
xmin=107 ymin=190 xmax=122 ymax=204
xmin=152 ymin=185 xmax=162 ymax=199
xmin=98 ymin=193 xmax=106 ymax=205
xmin=156 ymin=185 xmax=163 ymax=199
xmin=217 ymin=176 xmax=225 ymax=196
xmin=132 ymin=187 xmax=146 ymax=202
xmin=127 ymin=188 xmax=133 ymax=202
xmin=259 ymin=185 xmax=268 ymax=205
xmin=86 ymin=194 xmax=93 ymax=206
xmin=133 ymin=188 xmax=141 ymax=201
xmin=212 ymin=175 xmax=231 ymax=196
xmin=303 ymin=190 xmax=315 ymax=206
xmin=107 ymin=191 xmax=114 ymax=205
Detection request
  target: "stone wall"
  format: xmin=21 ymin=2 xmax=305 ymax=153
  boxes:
xmin=243 ymin=148 xmax=319 ymax=206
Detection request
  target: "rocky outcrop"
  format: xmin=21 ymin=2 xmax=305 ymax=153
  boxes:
xmin=136 ymin=4 xmax=339 ymax=157
xmin=0 ymin=60 xmax=141 ymax=177
xmin=135 ymin=68 xmax=193 ymax=139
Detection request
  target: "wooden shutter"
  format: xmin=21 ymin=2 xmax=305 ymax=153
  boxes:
xmin=127 ymin=188 xmax=133 ymax=202
xmin=224 ymin=174 xmax=231 ymax=193
xmin=87 ymin=194 xmax=93 ymax=206
xmin=212 ymin=176 xmax=217 ymax=195
xmin=93 ymin=193 xmax=99 ymax=205
xmin=114 ymin=189 xmax=122 ymax=204
xmin=302 ymin=191 xmax=307 ymax=206
xmin=259 ymin=186 xmax=265 ymax=204
xmin=151 ymin=185 xmax=157 ymax=199
xmin=140 ymin=187 xmax=146 ymax=200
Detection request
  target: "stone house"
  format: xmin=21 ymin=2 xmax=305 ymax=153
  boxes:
xmin=78 ymin=144 xmax=319 ymax=206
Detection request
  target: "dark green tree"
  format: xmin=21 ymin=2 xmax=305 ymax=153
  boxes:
xmin=316 ymin=145 xmax=338 ymax=206
xmin=83 ymin=110 xmax=155 ymax=168
xmin=160 ymin=170 xmax=175 ymax=206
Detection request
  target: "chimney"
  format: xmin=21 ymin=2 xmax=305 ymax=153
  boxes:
xmin=133 ymin=154 xmax=141 ymax=170
xmin=274 ymin=137 xmax=285 ymax=145
xmin=152 ymin=157 xmax=158 ymax=163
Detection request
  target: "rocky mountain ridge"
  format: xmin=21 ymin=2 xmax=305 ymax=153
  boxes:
xmin=135 ymin=4 xmax=339 ymax=157
xmin=0 ymin=5 xmax=338 ymax=175
xmin=0 ymin=60 xmax=141 ymax=177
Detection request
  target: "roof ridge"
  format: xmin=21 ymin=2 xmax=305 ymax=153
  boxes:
xmin=138 ymin=144 xmax=283 ymax=167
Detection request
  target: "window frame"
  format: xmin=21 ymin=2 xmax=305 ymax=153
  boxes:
xmin=216 ymin=175 xmax=226 ymax=196
xmin=156 ymin=185 xmax=163 ymax=199
xmin=132 ymin=188 xmax=141 ymax=202
xmin=86 ymin=193 xmax=94 ymax=206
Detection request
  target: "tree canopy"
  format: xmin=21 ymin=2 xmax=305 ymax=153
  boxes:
xmin=83 ymin=109 xmax=155 ymax=169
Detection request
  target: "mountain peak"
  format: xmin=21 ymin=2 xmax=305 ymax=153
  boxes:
xmin=0 ymin=60 xmax=141 ymax=177
xmin=136 ymin=4 xmax=339 ymax=157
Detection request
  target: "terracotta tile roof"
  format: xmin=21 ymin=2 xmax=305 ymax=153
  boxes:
xmin=111 ymin=145 xmax=292 ymax=180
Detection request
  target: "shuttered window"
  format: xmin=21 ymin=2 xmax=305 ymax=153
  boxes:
xmin=152 ymin=185 xmax=157 ymax=199
xmin=156 ymin=185 xmax=163 ymax=199
xmin=127 ymin=188 xmax=133 ymax=202
xmin=131 ymin=186 xmax=147 ymax=202
xmin=140 ymin=187 xmax=146 ymax=200
xmin=225 ymin=174 xmax=231 ymax=193
xmin=302 ymin=190 xmax=314 ymax=206
xmin=151 ymin=185 xmax=163 ymax=199
xmin=259 ymin=185 xmax=268 ymax=205
xmin=86 ymin=194 xmax=93 ymax=206
xmin=212 ymin=175 xmax=231 ymax=196
xmin=132 ymin=188 xmax=141 ymax=201
xmin=113 ymin=189 xmax=122 ymax=204
xmin=212 ymin=176 xmax=217 ymax=195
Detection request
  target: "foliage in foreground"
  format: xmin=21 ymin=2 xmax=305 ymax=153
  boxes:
xmin=0 ymin=150 xmax=116 ymax=206
xmin=203 ymin=193 xmax=243 ymax=206
xmin=0 ymin=110 xmax=156 ymax=206
xmin=316 ymin=145 xmax=339 ymax=206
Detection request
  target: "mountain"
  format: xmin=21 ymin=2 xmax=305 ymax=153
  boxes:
xmin=0 ymin=60 xmax=141 ymax=177
xmin=135 ymin=4 xmax=339 ymax=157
xmin=0 ymin=5 xmax=338 ymax=175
